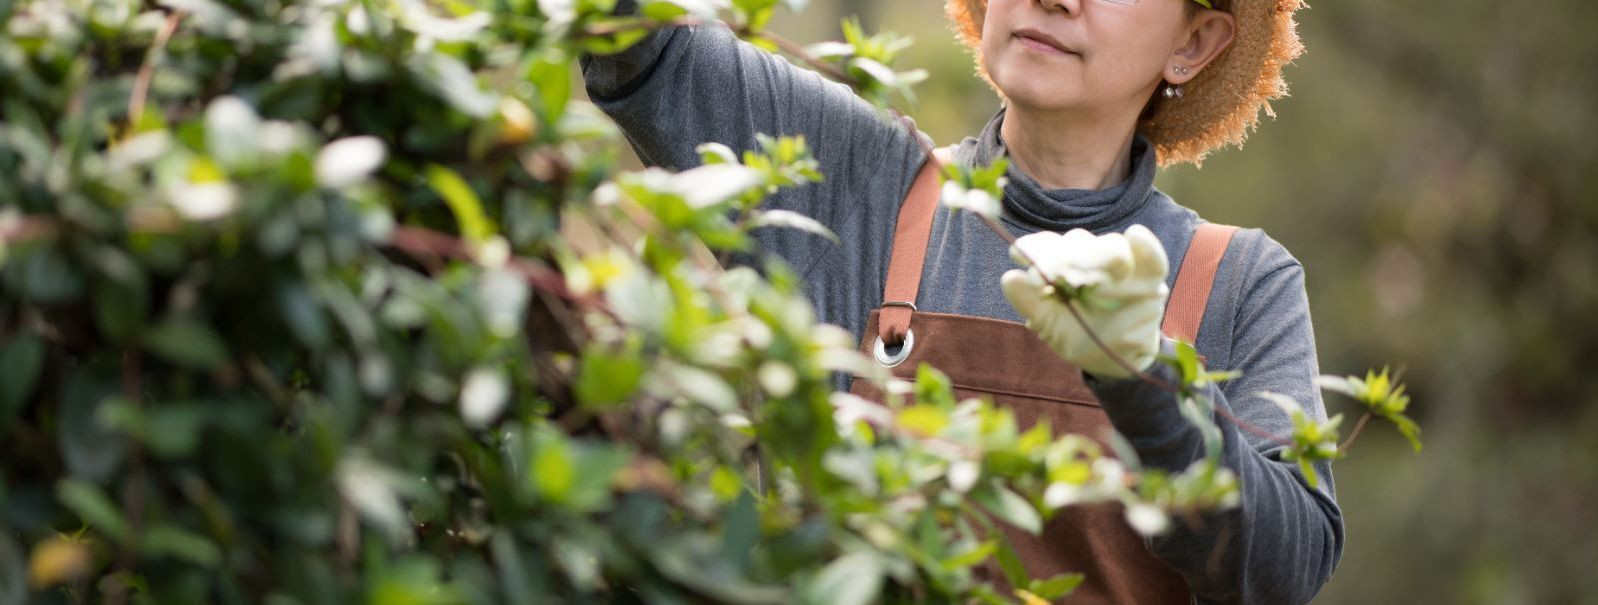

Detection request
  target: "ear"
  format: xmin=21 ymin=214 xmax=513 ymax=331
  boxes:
xmin=1165 ymin=10 xmax=1236 ymax=84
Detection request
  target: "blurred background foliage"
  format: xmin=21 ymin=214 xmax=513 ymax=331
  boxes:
xmin=740 ymin=0 xmax=1598 ymax=601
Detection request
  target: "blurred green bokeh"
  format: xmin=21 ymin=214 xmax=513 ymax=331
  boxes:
xmin=759 ymin=0 xmax=1597 ymax=601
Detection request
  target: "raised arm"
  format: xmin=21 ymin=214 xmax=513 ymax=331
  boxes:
xmin=1087 ymin=236 xmax=1344 ymax=604
xmin=579 ymin=1 xmax=925 ymax=214
xmin=580 ymin=2 xmax=930 ymax=347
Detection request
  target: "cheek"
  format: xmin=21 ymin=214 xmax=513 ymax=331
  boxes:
xmin=978 ymin=1 xmax=1009 ymax=69
xmin=978 ymin=2 xmax=1062 ymax=94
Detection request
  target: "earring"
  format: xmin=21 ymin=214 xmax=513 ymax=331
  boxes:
xmin=1173 ymin=65 xmax=1191 ymax=76
xmin=1163 ymin=84 xmax=1184 ymax=99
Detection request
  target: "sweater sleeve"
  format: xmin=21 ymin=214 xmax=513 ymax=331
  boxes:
xmin=1085 ymin=244 xmax=1344 ymax=604
xmin=580 ymin=1 xmax=929 ymax=365
xmin=579 ymin=1 xmax=926 ymax=236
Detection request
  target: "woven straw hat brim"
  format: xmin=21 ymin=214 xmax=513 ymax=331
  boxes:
xmin=945 ymin=0 xmax=1308 ymax=167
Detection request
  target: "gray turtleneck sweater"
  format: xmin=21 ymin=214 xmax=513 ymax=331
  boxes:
xmin=582 ymin=15 xmax=1342 ymax=605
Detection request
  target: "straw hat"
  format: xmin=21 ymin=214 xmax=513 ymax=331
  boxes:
xmin=946 ymin=0 xmax=1308 ymax=166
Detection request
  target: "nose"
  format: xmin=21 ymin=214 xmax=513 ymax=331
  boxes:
xmin=1035 ymin=0 xmax=1082 ymax=14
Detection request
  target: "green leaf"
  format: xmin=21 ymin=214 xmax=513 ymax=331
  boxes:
xmin=524 ymin=49 xmax=572 ymax=125
xmin=938 ymin=539 xmax=997 ymax=569
xmin=6 ymin=247 xmax=85 ymax=303
xmin=654 ymin=362 xmax=738 ymax=412
xmin=574 ymin=347 xmax=645 ymax=408
xmin=97 ymin=400 xmax=209 ymax=459
xmin=1391 ymin=413 xmax=1423 ymax=453
xmin=59 ymin=375 xmax=128 ymax=481
xmin=1297 ymin=457 xmax=1319 ymax=489
xmin=1174 ymin=340 xmax=1200 ymax=383
xmin=896 ymin=405 xmax=949 ymax=437
xmin=142 ymin=317 xmax=231 ymax=370
xmin=278 ymin=282 xmax=331 ymax=350
xmin=427 ymin=165 xmax=497 ymax=244
xmin=143 ymin=524 xmax=222 ymax=567
xmin=913 ymin=363 xmax=956 ymax=408
xmin=578 ymin=26 xmax=651 ymax=55
xmin=748 ymin=209 xmax=840 ymax=244
xmin=718 ymin=492 xmax=760 ymax=571
xmin=803 ymin=551 xmax=882 ymax=605
xmin=1028 ymin=573 xmax=1086 ymax=600
xmin=0 ymin=532 xmax=24 ymax=605
xmin=530 ymin=429 xmax=575 ymax=504
xmin=973 ymin=485 xmax=1041 ymax=535
xmin=0 ymin=332 xmax=44 ymax=426
xmin=87 ymin=246 xmax=149 ymax=344
xmin=56 ymin=479 xmax=129 ymax=540
xmin=992 ymin=535 xmax=1028 ymax=591
xmin=491 ymin=532 xmax=540 ymax=605
xmin=412 ymin=52 xmax=497 ymax=118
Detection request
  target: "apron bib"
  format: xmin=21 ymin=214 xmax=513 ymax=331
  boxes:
xmin=848 ymin=151 xmax=1237 ymax=603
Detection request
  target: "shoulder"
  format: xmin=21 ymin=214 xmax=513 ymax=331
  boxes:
xmin=1223 ymin=226 xmax=1305 ymax=286
xmin=1148 ymin=192 xmax=1312 ymax=348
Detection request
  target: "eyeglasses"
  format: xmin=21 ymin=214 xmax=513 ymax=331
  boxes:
xmin=1100 ymin=0 xmax=1215 ymax=6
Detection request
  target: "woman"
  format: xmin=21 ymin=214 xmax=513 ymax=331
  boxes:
xmin=583 ymin=0 xmax=1340 ymax=602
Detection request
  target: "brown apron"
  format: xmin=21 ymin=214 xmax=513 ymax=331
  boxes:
xmin=848 ymin=153 xmax=1237 ymax=603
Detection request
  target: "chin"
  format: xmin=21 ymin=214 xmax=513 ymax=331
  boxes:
xmin=986 ymin=52 xmax=1083 ymax=111
xmin=993 ymin=71 xmax=1081 ymax=113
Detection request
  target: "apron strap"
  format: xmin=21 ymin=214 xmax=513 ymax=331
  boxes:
xmin=879 ymin=149 xmax=1238 ymax=348
xmin=1162 ymin=222 xmax=1239 ymax=344
xmin=878 ymin=147 xmax=950 ymax=345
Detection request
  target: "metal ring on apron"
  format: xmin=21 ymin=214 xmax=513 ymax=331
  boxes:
xmin=872 ymin=329 xmax=914 ymax=367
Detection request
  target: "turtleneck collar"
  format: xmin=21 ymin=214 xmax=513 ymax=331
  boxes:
xmin=952 ymin=106 xmax=1158 ymax=233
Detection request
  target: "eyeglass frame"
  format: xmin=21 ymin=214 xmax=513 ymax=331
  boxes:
xmin=1099 ymin=0 xmax=1216 ymax=7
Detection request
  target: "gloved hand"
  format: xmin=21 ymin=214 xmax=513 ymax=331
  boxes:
xmin=1000 ymin=225 xmax=1170 ymax=379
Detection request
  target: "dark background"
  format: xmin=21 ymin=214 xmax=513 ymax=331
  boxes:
xmin=753 ymin=0 xmax=1596 ymax=601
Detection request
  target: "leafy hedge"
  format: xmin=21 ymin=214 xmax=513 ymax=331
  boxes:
xmin=0 ymin=1 xmax=1413 ymax=604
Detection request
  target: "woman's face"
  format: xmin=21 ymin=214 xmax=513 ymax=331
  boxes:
xmin=980 ymin=0 xmax=1191 ymax=116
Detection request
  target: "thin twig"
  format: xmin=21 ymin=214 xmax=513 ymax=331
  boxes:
xmin=107 ymin=350 xmax=147 ymax=605
xmin=0 ymin=214 xmax=59 ymax=244
xmin=1337 ymin=411 xmax=1374 ymax=451
xmin=580 ymin=15 xmax=703 ymax=37
xmin=386 ymin=225 xmax=583 ymax=305
xmin=1213 ymin=402 xmax=1294 ymax=448
xmin=126 ymin=11 xmax=184 ymax=136
xmin=757 ymin=30 xmax=855 ymax=84
xmin=1059 ymin=298 xmax=1180 ymax=391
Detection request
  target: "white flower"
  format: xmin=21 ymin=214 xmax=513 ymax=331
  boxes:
xmin=205 ymin=96 xmax=262 ymax=168
xmin=168 ymin=182 xmax=239 ymax=221
xmin=940 ymin=180 xmax=1001 ymax=220
xmin=830 ymin=392 xmax=895 ymax=433
xmin=1125 ymin=502 xmax=1172 ymax=536
xmin=335 ymin=456 xmax=408 ymax=539
xmin=630 ymin=164 xmax=765 ymax=209
xmin=947 ymin=459 xmax=980 ymax=493
xmin=459 ymin=367 xmax=509 ymax=428
xmin=758 ymin=361 xmax=798 ymax=398
xmin=315 ymin=136 xmax=388 ymax=189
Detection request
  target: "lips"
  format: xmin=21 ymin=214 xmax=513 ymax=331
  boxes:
xmin=1013 ymin=28 xmax=1077 ymax=56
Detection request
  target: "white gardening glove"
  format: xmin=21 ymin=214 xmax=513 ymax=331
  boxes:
xmin=1000 ymin=225 xmax=1170 ymax=379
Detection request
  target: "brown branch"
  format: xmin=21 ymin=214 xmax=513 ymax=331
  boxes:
xmin=386 ymin=225 xmax=584 ymax=305
xmin=107 ymin=350 xmax=147 ymax=605
xmin=1213 ymin=402 xmax=1294 ymax=449
xmin=1058 ymin=298 xmax=1178 ymax=392
xmin=1337 ymin=411 xmax=1374 ymax=452
xmin=125 ymin=11 xmax=184 ymax=137
xmin=0 ymin=216 xmax=56 ymax=245
xmin=579 ymin=15 xmax=703 ymax=37
xmin=756 ymin=30 xmax=855 ymax=84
